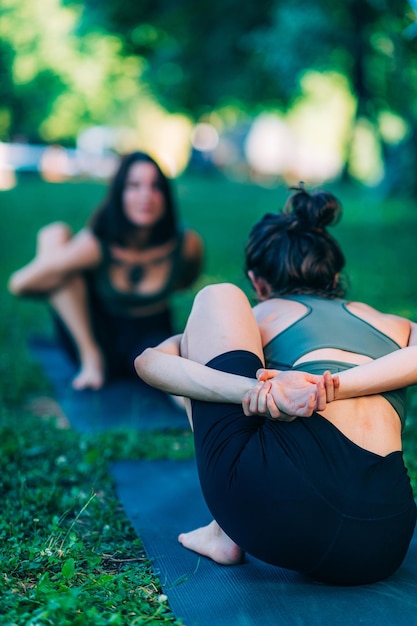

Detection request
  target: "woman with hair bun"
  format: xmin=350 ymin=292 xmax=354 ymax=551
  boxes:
xmin=135 ymin=185 xmax=417 ymax=586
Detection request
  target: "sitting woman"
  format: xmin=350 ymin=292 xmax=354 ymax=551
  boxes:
xmin=135 ymin=185 xmax=417 ymax=586
xmin=9 ymin=151 xmax=203 ymax=390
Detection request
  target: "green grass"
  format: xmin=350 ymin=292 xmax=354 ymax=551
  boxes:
xmin=1 ymin=172 xmax=417 ymax=624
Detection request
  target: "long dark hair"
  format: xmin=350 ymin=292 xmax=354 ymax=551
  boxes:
xmin=90 ymin=151 xmax=178 ymax=247
xmin=245 ymin=185 xmax=346 ymax=298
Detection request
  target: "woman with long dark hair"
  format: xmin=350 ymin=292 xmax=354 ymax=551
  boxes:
xmin=9 ymin=151 xmax=203 ymax=389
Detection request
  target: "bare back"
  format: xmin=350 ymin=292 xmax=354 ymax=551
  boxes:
xmin=253 ymin=298 xmax=411 ymax=456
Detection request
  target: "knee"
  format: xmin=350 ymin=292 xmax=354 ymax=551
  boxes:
xmin=194 ymin=283 xmax=245 ymax=305
xmin=189 ymin=283 xmax=248 ymax=324
xmin=37 ymin=222 xmax=73 ymax=250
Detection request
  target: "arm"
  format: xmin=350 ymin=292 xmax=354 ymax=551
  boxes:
xmin=336 ymin=351 xmax=417 ymax=399
xmin=135 ymin=337 xmax=328 ymax=416
xmin=136 ymin=335 xmax=261 ymax=403
xmin=8 ymin=229 xmax=102 ymax=295
xmin=243 ymin=343 xmax=417 ymax=415
xmin=335 ymin=320 xmax=417 ymax=399
xmin=255 ymin=322 xmax=417 ymax=405
xmin=243 ymin=369 xmax=336 ymax=419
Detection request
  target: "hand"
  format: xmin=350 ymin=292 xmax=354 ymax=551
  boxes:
xmin=242 ymin=370 xmax=339 ymax=420
xmin=257 ymin=368 xmax=339 ymax=404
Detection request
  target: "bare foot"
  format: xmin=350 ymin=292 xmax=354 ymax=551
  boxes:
xmin=178 ymin=520 xmax=244 ymax=565
xmin=72 ymin=351 xmax=105 ymax=390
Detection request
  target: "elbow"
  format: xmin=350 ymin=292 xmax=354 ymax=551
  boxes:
xmin=134 ymin=347 xmax=154 ymax=381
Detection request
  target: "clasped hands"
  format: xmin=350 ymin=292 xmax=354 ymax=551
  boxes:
xmin=242 ymin=369 xmax=339 ymax=421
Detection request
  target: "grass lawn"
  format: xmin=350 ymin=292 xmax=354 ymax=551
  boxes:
xmin=1 ymin=172 xmax=417 ymax=624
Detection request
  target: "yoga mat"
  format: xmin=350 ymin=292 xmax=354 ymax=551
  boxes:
xmin=28 ymin=337 xmax=188 ymax=433
xmin=112 ymin=458 xmax=417 ymax=626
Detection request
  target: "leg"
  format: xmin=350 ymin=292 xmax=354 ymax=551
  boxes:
xmin=38 ymin=223 xmax=105 ymax=390
xmin=50 ymin=276 xmax=105 ymax=390
xmin=180 ymin=283 xmax=264 ymax=366
xmin=178 ymin=520 xmax=245 ymax=565
xmin=179 ymin=282 xmax=264 ymax=427
xmin=176 ymin=283 xmax=263 ymax=428
xmin=179 ymin=284 xmax=263 ymax=563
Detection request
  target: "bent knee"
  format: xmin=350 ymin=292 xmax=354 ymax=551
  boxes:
xmin=37 ymin=222 xmax=73 ymax=250
xmin=195 ymin=283 xmax=245 ymax=305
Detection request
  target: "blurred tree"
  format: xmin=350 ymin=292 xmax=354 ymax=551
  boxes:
xmin=0 ymin=0 xmax=146 ymax=144
xmin=3 ymin=0 xmax=417 ymax=190
xmin=248 ymin=0 xmax=417 ymax=192
xmin=67 ymin=0 xmax=277 ymax=113
xmin=73 ymin=0 xmax=417 ymax=192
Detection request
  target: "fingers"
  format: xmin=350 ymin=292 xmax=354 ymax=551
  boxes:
xmin=321 ymin=370 xmax=334 ymax=402
xmin=320 ymin=370 xmax=340 ymax=403
xmin=250 ymin=381 xmax=271 ymax=414
xmin=242 ymin=390 xmax=251 ymax=416
xmin=256 ymin=368 xmax=280 ymax=381
xmin=315 ymin=379 xmax=327 ymax=412
xmin=266 ymin=392 xmax=281 ymax=419
xmin=333 ymin=374 xmax=340 ymax=399
xmin=242 ymin=381 xmax=272 ymax=416
xmin=243 ymin=369 xmax=339 ymax=420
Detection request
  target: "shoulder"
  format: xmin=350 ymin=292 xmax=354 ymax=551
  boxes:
xmin=181 ymin=229 xmax=204 ymax=259
xmin=252 ymin=297 xmax=304 ymax=323
xmin=347 ymin=301 xmax=411 ymax=347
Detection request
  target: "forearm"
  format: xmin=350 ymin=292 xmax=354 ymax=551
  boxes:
xmin=336 ymin=346 xmax=417 ymax=399
xmin=135 ymin=346 xmax=256 ymax=403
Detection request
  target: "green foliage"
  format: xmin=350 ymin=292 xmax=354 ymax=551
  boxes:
xmin=74 ymin=0 xmax=417 ymax=119
xmin=0 ymin=0 xmax=146 ymax=143
xmin=4 ymin=0 xmax=417 ymax=193
xmin=1 ymin=174 xmax=417 ymax=622
xmin=0 ymin=407 xmax=186 ymax=625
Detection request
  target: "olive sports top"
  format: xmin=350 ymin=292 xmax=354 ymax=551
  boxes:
xmin=91 ymin=232 xmax=185 ymax=316
xmin=263 ymin=294 xmax=407 ymax=427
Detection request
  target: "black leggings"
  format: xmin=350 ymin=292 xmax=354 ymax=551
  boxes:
xmin=53 ymin=306 xmax=173 ymax=380
xmin=191 ymin=350 xmax=416 ymax=585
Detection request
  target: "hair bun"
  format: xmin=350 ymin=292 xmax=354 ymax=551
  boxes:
xmin=284 ymin=184 xmax=342 ymax=230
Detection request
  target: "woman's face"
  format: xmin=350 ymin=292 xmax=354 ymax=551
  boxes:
xmin=122 ymin=161 xmax=166 ymax=227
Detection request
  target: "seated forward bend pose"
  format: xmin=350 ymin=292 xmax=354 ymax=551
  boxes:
xmin=135 ymin=186 xmax=417 ymax=586
xmin=8 ymin=151 xmax=203 ymax=390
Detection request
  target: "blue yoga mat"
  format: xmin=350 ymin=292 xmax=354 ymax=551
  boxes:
xmin=28 ymin=337 xmax=188 ymax=433
xmin=30 ymin=337 xmax=417 ymax=624
xmin=112 ymin=458 xmax=417 ymax=626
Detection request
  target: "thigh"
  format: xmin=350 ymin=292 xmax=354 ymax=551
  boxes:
xmin=192 ymin=352 xmax=417 ymax=577
xmin=191 ymin=350 xmax=339 ymax=571
xmin=309 ymin=503 xmax=417 ymax=585
xmin=181 ymin=284 xmax=264 ymax=366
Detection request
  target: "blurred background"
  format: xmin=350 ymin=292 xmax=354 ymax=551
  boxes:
xmin=2 ymin=0 xmax=417 ymax=386
xmin=2 ymin=5 xmax=417 ymax=617
xmin=1 ymin=0 xmax=417 ymax=405
xmin=1 ymin=0 xmax=417 ymax=190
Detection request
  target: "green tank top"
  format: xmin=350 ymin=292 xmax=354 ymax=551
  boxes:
xmin=263 ymin=294 xmax=407 ymax=427
xmin=91 ymin=232 xmax=185 ymax=316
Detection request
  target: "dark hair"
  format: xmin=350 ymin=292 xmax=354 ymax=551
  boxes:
xmin=90 ymin=151 xmax=178 ymax=247
xmin=245 ymin=185 xmax=346 ymax=298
